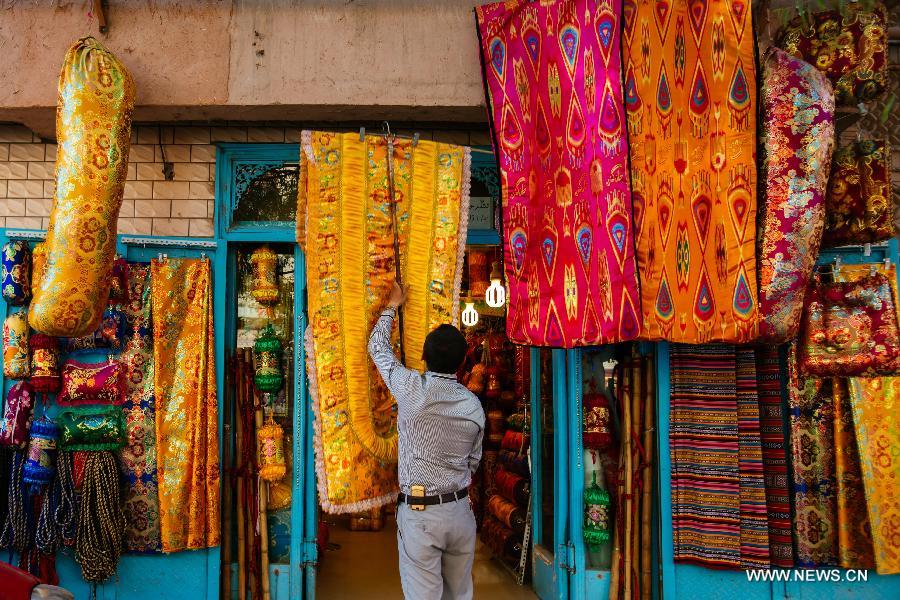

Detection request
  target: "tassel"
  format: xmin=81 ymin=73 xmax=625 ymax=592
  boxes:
xmin=0 ymin=450 xmax=28 ymax=553
xmin=54 ymin=451 xmax=79 ymax=547
xmin=76 ymin=451 xmax=124 ymax=583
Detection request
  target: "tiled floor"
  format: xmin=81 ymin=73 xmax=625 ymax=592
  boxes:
xmin=316 ymin=517 xmax=538 ymax=599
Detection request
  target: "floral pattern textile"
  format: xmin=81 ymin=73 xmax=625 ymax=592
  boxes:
xmin=776 ymin=3 xmax=888 ymax=106
xmin=757 ymin=48 xmax=835 ymax=342
xmin=822 ymin=140 xmax=893 ymax=248
xmin=2 ymin=241 xmax=31 ymax=306
xmin=625 ymin=0 xmax=759 ymax=343
xmin=3 ymin=311 xmax=30 ymax=380
xmin=788 ymin=345 xmax=837 ymax=567
xmin=832 ymin=379 xmax=875 ymax=568
xmin=848 ymin=377 xmax=900 ymax=574
xmin=0 ymin=382 xmax=36 ymax=448
xmin=29 ymin=37 xmax=135 ymax=338
xmin=799 ymin=265 xmax=900 ymax=377
xmin=57 ymin=405 xmax=126 ymax=451
xmin=151 ymin=258 xmax=219 ymax=552
xmin=299 ymin=131 xmax=469 ymax=513
xmin=476 ymin=0 xmax=642 ymax=347
xmin=64 ymin=307 xmax=126 ymax=354
xmin=57 ymin=360 xmax=124 ymax=406
xmin=118 ymin=264 xmax=161 ymax=554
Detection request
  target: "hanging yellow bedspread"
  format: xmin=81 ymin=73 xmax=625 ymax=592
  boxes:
xmin=848 ymin=377 xmax=900 ymax=574
xmin=299 ymin=131 xmax=470 ymax=513
xmin=152 ymin=258 xmax=220 ymax=552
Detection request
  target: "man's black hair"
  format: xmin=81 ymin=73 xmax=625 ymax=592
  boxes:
xmin=423 ymin=324 xmax=468 ymax=374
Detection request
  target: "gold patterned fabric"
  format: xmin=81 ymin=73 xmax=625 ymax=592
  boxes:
xmin=29 ymin=37 xmax=135 ymax=338
xmin=151 ymin=258 xmax=219 ymax=552
xmin=848 ymin=377 xmax=900 ymax=574
xmin=299 ymin=130 xmax=469 ymax=513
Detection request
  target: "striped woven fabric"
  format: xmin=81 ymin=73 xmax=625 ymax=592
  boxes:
xmin=735 ymin=350 xmax=771 ymax=568
xmin=670 ymin=344 xmax=742 ymax=569
xmin=755 ymin=348 xmax=794 ymax=567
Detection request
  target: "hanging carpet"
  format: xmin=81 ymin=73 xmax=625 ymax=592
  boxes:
xmin=475 ymin=0 xmax=642 ymax=347
xmin=151 ymin=258 xmax=219 ymax=552
xmin=299 ymin=131 xmax=470 ymax=513
xmin=624 ymin=0 xmax=759 ymax=342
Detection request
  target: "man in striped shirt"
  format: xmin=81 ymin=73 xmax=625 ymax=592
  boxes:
xmin=368 ymin=282 xmax=485 ymax=600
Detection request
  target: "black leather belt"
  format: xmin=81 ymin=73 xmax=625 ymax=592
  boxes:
xmin=398 ymin=487 xmax=468 ymax=506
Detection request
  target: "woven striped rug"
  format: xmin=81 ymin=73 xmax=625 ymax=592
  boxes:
xmin=736 ymin=350 xmax=771 ymax=568
xmin=670 ymin=344 xmax=742 ymax=569
xmin=755 ymin=348 xmax=794 ymax=567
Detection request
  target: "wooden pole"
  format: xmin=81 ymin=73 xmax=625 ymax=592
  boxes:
xmin=609 ymin=364 xmax=625 ymax=600
xmin=235 ymin=355 xmax=247 ymax=600
xmin=630 ymin=357 xmax=643 ymax=599
xmin=623 ymin=360 xmax=634 ymax=600
xmin=641 ymin=356 xmax=655 ymax=600
xmin=253 ymin=362 xmax=272 ymax=600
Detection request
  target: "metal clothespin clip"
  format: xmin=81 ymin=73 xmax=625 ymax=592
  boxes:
xmin=864 ymin=243 xmax=872 ymax=257
xmin=834 ymin=256 xmax=842 ymax=272
xmin=157 ymin=252 xmax=163 ymax=261
xmin=201 ymin=251 xmax=207 ymax=261
xmin=885 ymin=257 xmax=891 ymax=270
xmin=412 ymin=133 xmax=420 ymax=147
xmin=359 ymin=127 xmax=365 ymax=141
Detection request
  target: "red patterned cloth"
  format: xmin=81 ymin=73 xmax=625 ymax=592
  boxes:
xmin=822 ymin=140 xmax=893 ymax=248
xmin=776 ymin=3 xmax=888 ymax=106
xmin=476 ymin=0 xmax=641 ymax=347
xmin=757 ymin=47 xmax=835 ymax=343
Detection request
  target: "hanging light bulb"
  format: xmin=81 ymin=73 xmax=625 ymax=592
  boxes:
xmin=485 ymin=261 xmax=506 ymax=308
xmin=461 ymin=297 xmax=479 ymax=327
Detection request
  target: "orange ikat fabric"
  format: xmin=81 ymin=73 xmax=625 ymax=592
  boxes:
xmin=624 ymin=0 xmax=759 ymax=342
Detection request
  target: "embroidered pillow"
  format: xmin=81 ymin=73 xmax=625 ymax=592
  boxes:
xmin=58 ymin=360 xmax=124 ymax=406
xmin=64 ymin=308 xmax=126 ymax=354
xmin=0 ymin=382 xmax=36 ymax=448
xmin=757 ymin=47 xmax=835 ymax=342
xmin=776 ymin=3 xmax=888 ymax=105
xmin=57 ymin=405 xmax=126 ymax=451
xmin=822 ymin=140 xmax=893 ymax=247
xmin=2 ymin=241 xmax=32 ymax=306
xmin=3 ymin=310 xmax=30 ymax=379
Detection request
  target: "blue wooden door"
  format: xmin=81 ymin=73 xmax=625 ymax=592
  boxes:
xmin=531 ymin=348 xmax=571 ymax=599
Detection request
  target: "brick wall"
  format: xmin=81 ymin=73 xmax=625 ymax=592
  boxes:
xmin=0 ymin=124 xmax=491 ymax=237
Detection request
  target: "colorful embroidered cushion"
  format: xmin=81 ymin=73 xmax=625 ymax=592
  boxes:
xmin=64 ymin=308 xmax=126 ymax=354
xmin=29 ymin=37 xmax=135 ymax=338
xmin=799 ymin=265 xmax=900 ymax=377
xmin=29 ymin=334 xmax=61 ymax=394
xmin=2 ymin=241 xmax=32 ymax=306
xmin=757 ymin=47 xmax=835 ymax=342
xmin=476 ymin=0 xmax=642 ymax=347
xmin=3 ymin=310 xmax=30 ymax=379
xmin=58 ymin=360 xmax=124 ymax=406
xmin=0 ymin=382 xmax=36 ymax=448
xmin=31 ymin=243 xmax=47 ymax=289
xmin=822 ymin=140 xmax=893 ymax=248
xmin=776 ymin=3 xmax=888 ymax=105
xmin=57 ymin=405 xmax=126 ymax=451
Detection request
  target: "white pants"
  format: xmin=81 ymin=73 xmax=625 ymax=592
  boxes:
xmin=396 ymin=500 xmax=477 ymax=600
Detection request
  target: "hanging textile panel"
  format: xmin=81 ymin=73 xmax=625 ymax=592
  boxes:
xmin=787 ymin=346 xmax=837 ymax=567
xmin=757 ymin=47 xmax=835 ymax=343
xmin=670 ymin=344 xmax=741 ymax=569
xmin=475 ymin=0 xmax=642 ymax=347
xmin=118 ymin=264 xmax=161 ymax=554
xmin=300 ymin=130 xmax=470 ymax=513
xmin=151 ymin=258 xmax=219 ymax=553
xmin=625 ymin=0 xmax=758 ymax=343
xmin=848 ymin=377 xmax=900 ymax=574
xmin=754 ymin=348 xmax=794 ymax=567
xmin=832 ymin=379 xmax=875 ymax=569
xmin=735 ymin=350 xmax=770 ymax=568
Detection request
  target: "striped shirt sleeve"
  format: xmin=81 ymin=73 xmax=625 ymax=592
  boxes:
xmin=367 ymin=308 xmax=421 ymax=407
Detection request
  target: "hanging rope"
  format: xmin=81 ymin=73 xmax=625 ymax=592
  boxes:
xmin=0 ymin=447 xmax=11 ymax=542
xmin=75 ymin=451 xmax=124 ymax=584
xmin=54 ymin=450 xmax=78 ymax=546
xmin=36 ymin=468 xmax=62 ymax=553
xmin=0 ymin=450 xmax=29 ymax=553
